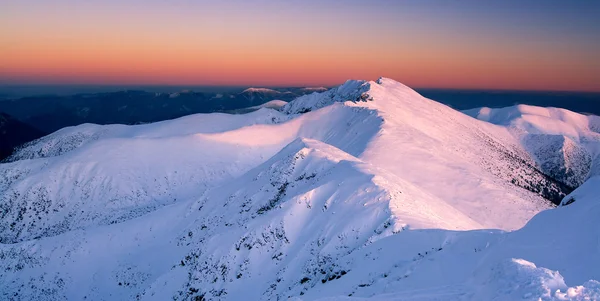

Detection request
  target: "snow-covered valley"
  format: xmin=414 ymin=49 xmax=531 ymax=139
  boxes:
xmin=1 ymin=78 xmax=599 ymax=300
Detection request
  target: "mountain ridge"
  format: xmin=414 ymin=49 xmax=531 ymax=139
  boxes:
xmin=0 ymin=77 xmax=598 ymax=300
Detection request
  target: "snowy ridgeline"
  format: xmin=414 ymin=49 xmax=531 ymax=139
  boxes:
xmin=0 ymin=78 xmax=599 ymax=300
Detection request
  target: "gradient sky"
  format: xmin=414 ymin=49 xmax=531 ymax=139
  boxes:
xmin=1 ymin=0 xmax=599 ymax=91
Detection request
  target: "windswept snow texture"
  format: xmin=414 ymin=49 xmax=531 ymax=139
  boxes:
xmin=0 ymin=78 xmax=597 ymax=301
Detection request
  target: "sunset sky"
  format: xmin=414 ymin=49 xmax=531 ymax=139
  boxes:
xmin=1 ymin=0 xmax=599 ymax=91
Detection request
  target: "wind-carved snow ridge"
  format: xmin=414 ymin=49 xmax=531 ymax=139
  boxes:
xmin=1 ymin=77 xmax=599 ymax=300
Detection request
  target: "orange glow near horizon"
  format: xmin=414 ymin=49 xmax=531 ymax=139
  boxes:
xmin=1 ymin=1 xmax=599 ymax=92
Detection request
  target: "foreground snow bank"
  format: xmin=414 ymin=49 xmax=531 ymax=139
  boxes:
xmin=302 ymin=177 xmax=600 ymax=300
xmin=472 ymin=258 xmax=600 ymax=301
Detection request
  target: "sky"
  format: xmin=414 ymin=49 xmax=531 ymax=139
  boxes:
xmin=1 ymin=0 xmax=599 ymax=91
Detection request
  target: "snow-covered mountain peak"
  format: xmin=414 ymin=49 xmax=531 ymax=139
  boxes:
xmin=281 ymin=77 xmax=434 ymax=115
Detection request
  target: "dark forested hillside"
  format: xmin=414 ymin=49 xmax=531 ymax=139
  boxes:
xmin=0 ymin=113 xmax=46 ymax=161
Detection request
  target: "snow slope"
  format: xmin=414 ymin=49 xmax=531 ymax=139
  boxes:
xmin=258 ymin=99 xmax=288 ymax=109
xmin=0 ymin=109 xmax=289 ymax=243
xmin=0 ymin=77 xmax=596 ymax=300
xmin=305 ymin=176 xmax=600 ymax=301
xmin=465 ymin=105 xmax=600 ymax=187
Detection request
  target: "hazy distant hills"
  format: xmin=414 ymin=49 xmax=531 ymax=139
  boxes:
xmin=0 ymin=87 xmax=325 ymax=160
xmin=0 ymin=87 xmax=324 ymax=132
xmin=419 ymin=89 xmax=600 ymax=116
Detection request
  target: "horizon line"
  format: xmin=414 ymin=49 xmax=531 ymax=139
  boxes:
xmin=1 ymin=83 xmax=600 ymax=94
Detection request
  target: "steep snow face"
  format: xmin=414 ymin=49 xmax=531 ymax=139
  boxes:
xmin=523 ymin=134 xmax=592 ymax=187
xmin=354 ymin=79 xmax=565 ymax=228
xmin=1 ymin=77 xmax=596 ymax=300
xmin=465 ymin=105 xmax=600 ymax=187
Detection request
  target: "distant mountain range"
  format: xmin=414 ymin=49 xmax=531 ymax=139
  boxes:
xmin=419 ymin=89 xmax=600 ymax=115
xmin=0 ymin=87 xmax=326 ymax=161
